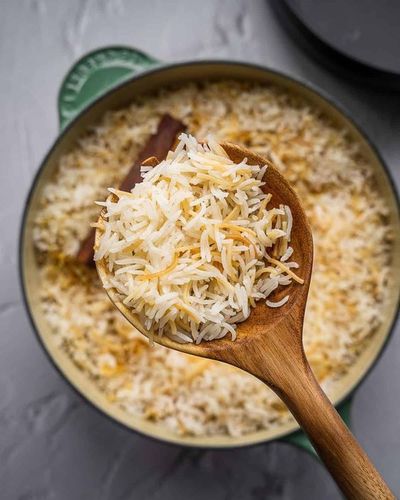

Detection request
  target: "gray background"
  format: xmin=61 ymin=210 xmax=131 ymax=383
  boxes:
xmin=1 ymin=1 xmax=399 ymax=499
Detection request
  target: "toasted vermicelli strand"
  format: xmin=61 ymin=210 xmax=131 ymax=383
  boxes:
xmin=137 ymin=254 xmax=179 ymax=281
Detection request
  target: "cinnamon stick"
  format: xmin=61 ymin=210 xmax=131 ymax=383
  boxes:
xmin=76 ymin=114 xmax=186 ymax=265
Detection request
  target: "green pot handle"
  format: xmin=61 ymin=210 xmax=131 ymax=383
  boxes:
xmin=282 ymin=396 xmax=353 ymax=456
xmin=58 ymin=46 xmax=159 ymax=130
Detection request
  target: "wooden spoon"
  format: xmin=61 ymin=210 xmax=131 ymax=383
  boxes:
xmin=95 ymin=143 xmax=393 ymax=499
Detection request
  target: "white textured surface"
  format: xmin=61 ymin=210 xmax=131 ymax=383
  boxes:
xmin=1 ymin=1 xmax=400 ymax=498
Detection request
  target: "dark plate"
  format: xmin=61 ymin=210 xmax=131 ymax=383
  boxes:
xmin=274 ymin=0 xmax=400 ymax=91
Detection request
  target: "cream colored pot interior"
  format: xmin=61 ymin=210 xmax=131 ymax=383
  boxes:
xmin=21 ymin=63 xmax=400 ymax=448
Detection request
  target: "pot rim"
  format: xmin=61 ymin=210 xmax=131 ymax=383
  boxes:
xmin=19 ymin=58 xmax=400 ymax=450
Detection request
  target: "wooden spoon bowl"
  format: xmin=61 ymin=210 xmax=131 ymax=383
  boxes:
xmin=95 ymin=143 xmax=393 ymax=499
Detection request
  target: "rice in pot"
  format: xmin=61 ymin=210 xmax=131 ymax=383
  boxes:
xmin=33 ymin=81 xmax=391 ymax=437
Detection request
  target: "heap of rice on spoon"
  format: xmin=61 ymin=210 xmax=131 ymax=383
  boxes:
xmin=94 ymin=134 xmax=303 ymax=344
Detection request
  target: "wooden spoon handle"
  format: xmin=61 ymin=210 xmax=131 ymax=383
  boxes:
xmin=276 ymin=365 xmax=394 ymax=499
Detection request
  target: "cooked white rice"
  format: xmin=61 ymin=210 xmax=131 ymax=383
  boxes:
xmin=95 ymin=134 xmax=302 ymax=344
xmin=33 ymin=81 xmax=391 ymax=437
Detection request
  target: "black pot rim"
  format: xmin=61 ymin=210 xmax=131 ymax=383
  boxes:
xmin=18 ymin=58 xmax=400 ymax=451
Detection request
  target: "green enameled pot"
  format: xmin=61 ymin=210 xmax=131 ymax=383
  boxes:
xmin=19 ymin=46 xmax=400 ymax=452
